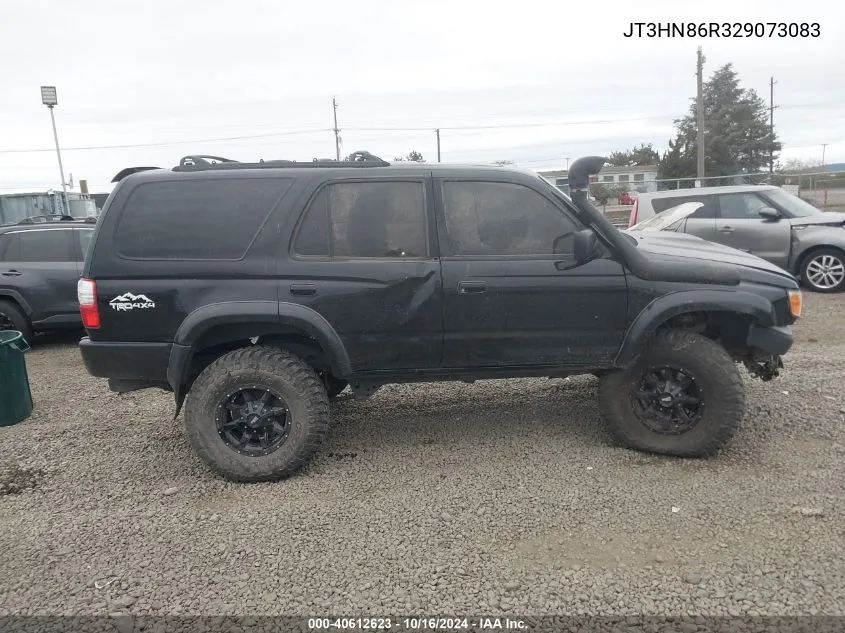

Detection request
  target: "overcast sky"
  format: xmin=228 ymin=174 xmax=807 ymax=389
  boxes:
xmin=1 ymin=0 xmax=842 ymax=194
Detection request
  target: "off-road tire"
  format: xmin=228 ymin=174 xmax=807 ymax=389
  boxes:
xmin=799 ymin=247 xmax=845 ymax=293
xmin=0 ymin=300 xmax=33 ymax=341
xmin=598 ymin=329 xmax=745 ymax=457
xmin=183 ymin=346 xmax=330 ymax=482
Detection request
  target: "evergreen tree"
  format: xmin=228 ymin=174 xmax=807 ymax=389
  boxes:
xmin=606 ymin=143 xmax=660 ymax=167
xmin=658 ymin=63 xmax=780 ymax=182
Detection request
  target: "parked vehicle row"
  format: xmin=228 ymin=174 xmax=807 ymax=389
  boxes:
xmin=0 ymin=216 xmax=95 ymax=339
xmin=627 ymin=185 xmax=845 ymax=292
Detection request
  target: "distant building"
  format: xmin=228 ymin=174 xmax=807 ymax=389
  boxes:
xmin=91 ymin=193 xmax=110 ymax=212
xmin=0 ymin=191 xmax=97 ymax=225
xmin=539 ymin=164 xmax=659 ymax=194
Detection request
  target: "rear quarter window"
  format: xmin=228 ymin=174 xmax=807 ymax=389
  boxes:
xmin=113 ymin=178 xmax=292 ymax=260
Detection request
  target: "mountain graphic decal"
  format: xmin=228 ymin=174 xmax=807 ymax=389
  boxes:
xmin=109 ymin=292 xmax=156 ymax=311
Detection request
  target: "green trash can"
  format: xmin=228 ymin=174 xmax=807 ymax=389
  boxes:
xmin=0 ymin=330 xmax=33 ymax=427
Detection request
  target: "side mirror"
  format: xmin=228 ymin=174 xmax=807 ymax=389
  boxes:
xmin=574 ymin=229 xmax=600 ymax=263
xmin=758 ymin=207 xmax=780 ymax=220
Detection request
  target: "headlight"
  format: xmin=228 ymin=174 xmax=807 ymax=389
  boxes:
xmin=788 ymin=289 xmax=802 ymax=318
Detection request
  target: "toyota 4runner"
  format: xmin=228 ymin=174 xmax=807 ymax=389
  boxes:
xmin=77 ymin=152 xmax=801 ymax=482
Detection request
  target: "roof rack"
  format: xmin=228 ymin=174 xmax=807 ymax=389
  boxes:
xmin=178 ymin=155 xmax=239 ymax=167
xmin=172 ymin=150 xmax=390 ymax=172
xmin=17 ymin=214 xmax=80 ymax=225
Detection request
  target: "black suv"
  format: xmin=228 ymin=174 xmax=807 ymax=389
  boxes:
xmin=78 ymin=153 xmax=801 ymax=482
xmin=0 ymin=215 xmax=97 ymax=340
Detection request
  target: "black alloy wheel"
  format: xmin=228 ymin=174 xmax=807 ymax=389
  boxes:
xmin=630 ymin=365 xmax=705 ymax=436
xmin=216 ymin=387 xmax=291 ymax=457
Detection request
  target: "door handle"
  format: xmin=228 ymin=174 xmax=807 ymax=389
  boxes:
xmin=458 ymin=281 xmax=487 ymax=294
xmin=717 ymin=226 xmax=735 ymax=234
xmin=1 ymin=269 xmax=21 ymax=276
xmin=289 ymin=283 xmax=317 ymax=296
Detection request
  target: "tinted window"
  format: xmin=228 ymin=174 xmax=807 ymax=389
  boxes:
xmin=115 ymin=178 xmax=292 ymax=259
xmin=652 ymin=195 xmax=716 ymax=219
xmin=77 ymin=229 xmax=94 ymax=260
xmin=442 ymin=181 xmax=581 ymax=256
xmin=1 ymin=230 xmax=73 ymax=262
xmin=718 ymin=193 xmax=771 ymax=220
xmin=294 ymin=181 xmax=427 ymax=258
xmin=293 ymin=191 xmax=330 ymax=256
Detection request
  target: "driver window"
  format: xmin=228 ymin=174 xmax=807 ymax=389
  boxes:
xmin=441 ymin=181 xmax=581 ymax=256
xmin=718 ymin=193 xmax=770 ymax=220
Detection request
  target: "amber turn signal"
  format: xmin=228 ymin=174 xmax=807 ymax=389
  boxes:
xmin=788 ymin=289 xmax=802 ymax=319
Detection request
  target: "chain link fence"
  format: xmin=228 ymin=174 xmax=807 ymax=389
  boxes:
xmin=576 ymin=169 xmax=845 ymax=227
xmin=592 ymin=172 xmax=844 ymax=209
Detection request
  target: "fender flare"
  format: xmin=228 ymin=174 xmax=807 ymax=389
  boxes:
xmin=614 ymin=289 xmax=777 ymax=366
xmin=166 ymin=300 xmax=352 ymax=394
xmin=0 ymin=289 xmax=33 ymax=316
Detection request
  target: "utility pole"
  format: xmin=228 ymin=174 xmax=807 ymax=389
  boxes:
xmin=769 ymin=77 xmax=778 ymax=174
xmin=435 ymin=128 xmax=441 ymax=163
xmin=565 ymin=157 xmax=571 ymax=170
xmin=822 ymin=143 xmax=828 ymax=166
xmin=695 ymin=47 xmax=706 ymax=187
xmin=332 ymin=97 xmax=340 ymax=161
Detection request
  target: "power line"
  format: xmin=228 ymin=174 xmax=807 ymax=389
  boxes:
xmin=2 ymin=98 xmax=843 ymax=155
xmin=0 ymin=128 xmax=331 ymax=155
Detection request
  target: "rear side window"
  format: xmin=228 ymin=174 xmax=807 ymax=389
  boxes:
xmin=77 ymin=229 xmax=94 ymax=260
xmin=293 ymin=181 xmax=427 ymax=258
xmin=651 ymin=195 xmax=716 ymax=219
xmin=1 ymin=230 xmax=74 ymax=262
xmin=114 ymin=178 xmax=292 ymax=259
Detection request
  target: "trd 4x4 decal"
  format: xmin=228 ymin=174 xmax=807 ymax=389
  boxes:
xmin=109 ymin=293 xmax=156 ymax=312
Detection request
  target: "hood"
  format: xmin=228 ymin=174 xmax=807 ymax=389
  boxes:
xmin=623 ymin=230 xmax=796 ymax=282
xmin=788 ymin=211 xmax=845 ymax=227
xmin=628 ymin=201 xmax=702 ymax=232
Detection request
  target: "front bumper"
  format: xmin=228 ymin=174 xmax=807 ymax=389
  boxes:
xmin=746 ymin=324 xmax=793 ymax=357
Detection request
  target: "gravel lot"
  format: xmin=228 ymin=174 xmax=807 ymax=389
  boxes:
xmin=1 ymin=292 xmax=844 ymax=621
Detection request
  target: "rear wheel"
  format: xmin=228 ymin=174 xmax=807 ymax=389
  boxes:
xmin=183 ymin=346 xmax=329 ymax=482
xmin=0 ymin=300 xmax=33 ymax=342
xmin=598 ymin=329 xmax=744 ymax=457
xmin=800 ymin=248 xmax=845 ymax=292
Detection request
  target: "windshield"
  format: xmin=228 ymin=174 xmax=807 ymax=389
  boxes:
xmin=762 ymin=188 xmax=823 ymax=218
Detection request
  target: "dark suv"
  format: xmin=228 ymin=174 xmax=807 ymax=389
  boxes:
xmin=78 ymin=153 xmax=802 ymax=482
xmin=0 ymin=215 xmax=96 ymax=340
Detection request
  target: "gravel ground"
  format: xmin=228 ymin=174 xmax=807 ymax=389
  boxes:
xmin=1 ymin=291 xmax=844 ymax=622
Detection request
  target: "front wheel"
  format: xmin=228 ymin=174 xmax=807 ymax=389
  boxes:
xmin=800 ymin=248 xmax=845 ymax=293
xmin=0 ymin=300 xmax=33 ymax=341
xmin=598 ymin=329 xmax=745 ymax=457
xmin=183 ymin=346 xmax=329 ymax=482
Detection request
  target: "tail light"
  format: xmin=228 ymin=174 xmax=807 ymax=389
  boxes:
xmin=77 ymin=278 xmax=100 ymax=329
xmin=628 ymin=199 xmax=639 ymax=227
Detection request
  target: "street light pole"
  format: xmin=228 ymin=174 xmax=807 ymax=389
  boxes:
xmin=41 ymin=86 xmax=70 ymax=215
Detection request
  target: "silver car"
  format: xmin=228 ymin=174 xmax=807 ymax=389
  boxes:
xmin=628 ymin=185 xmax=845 ymax=292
